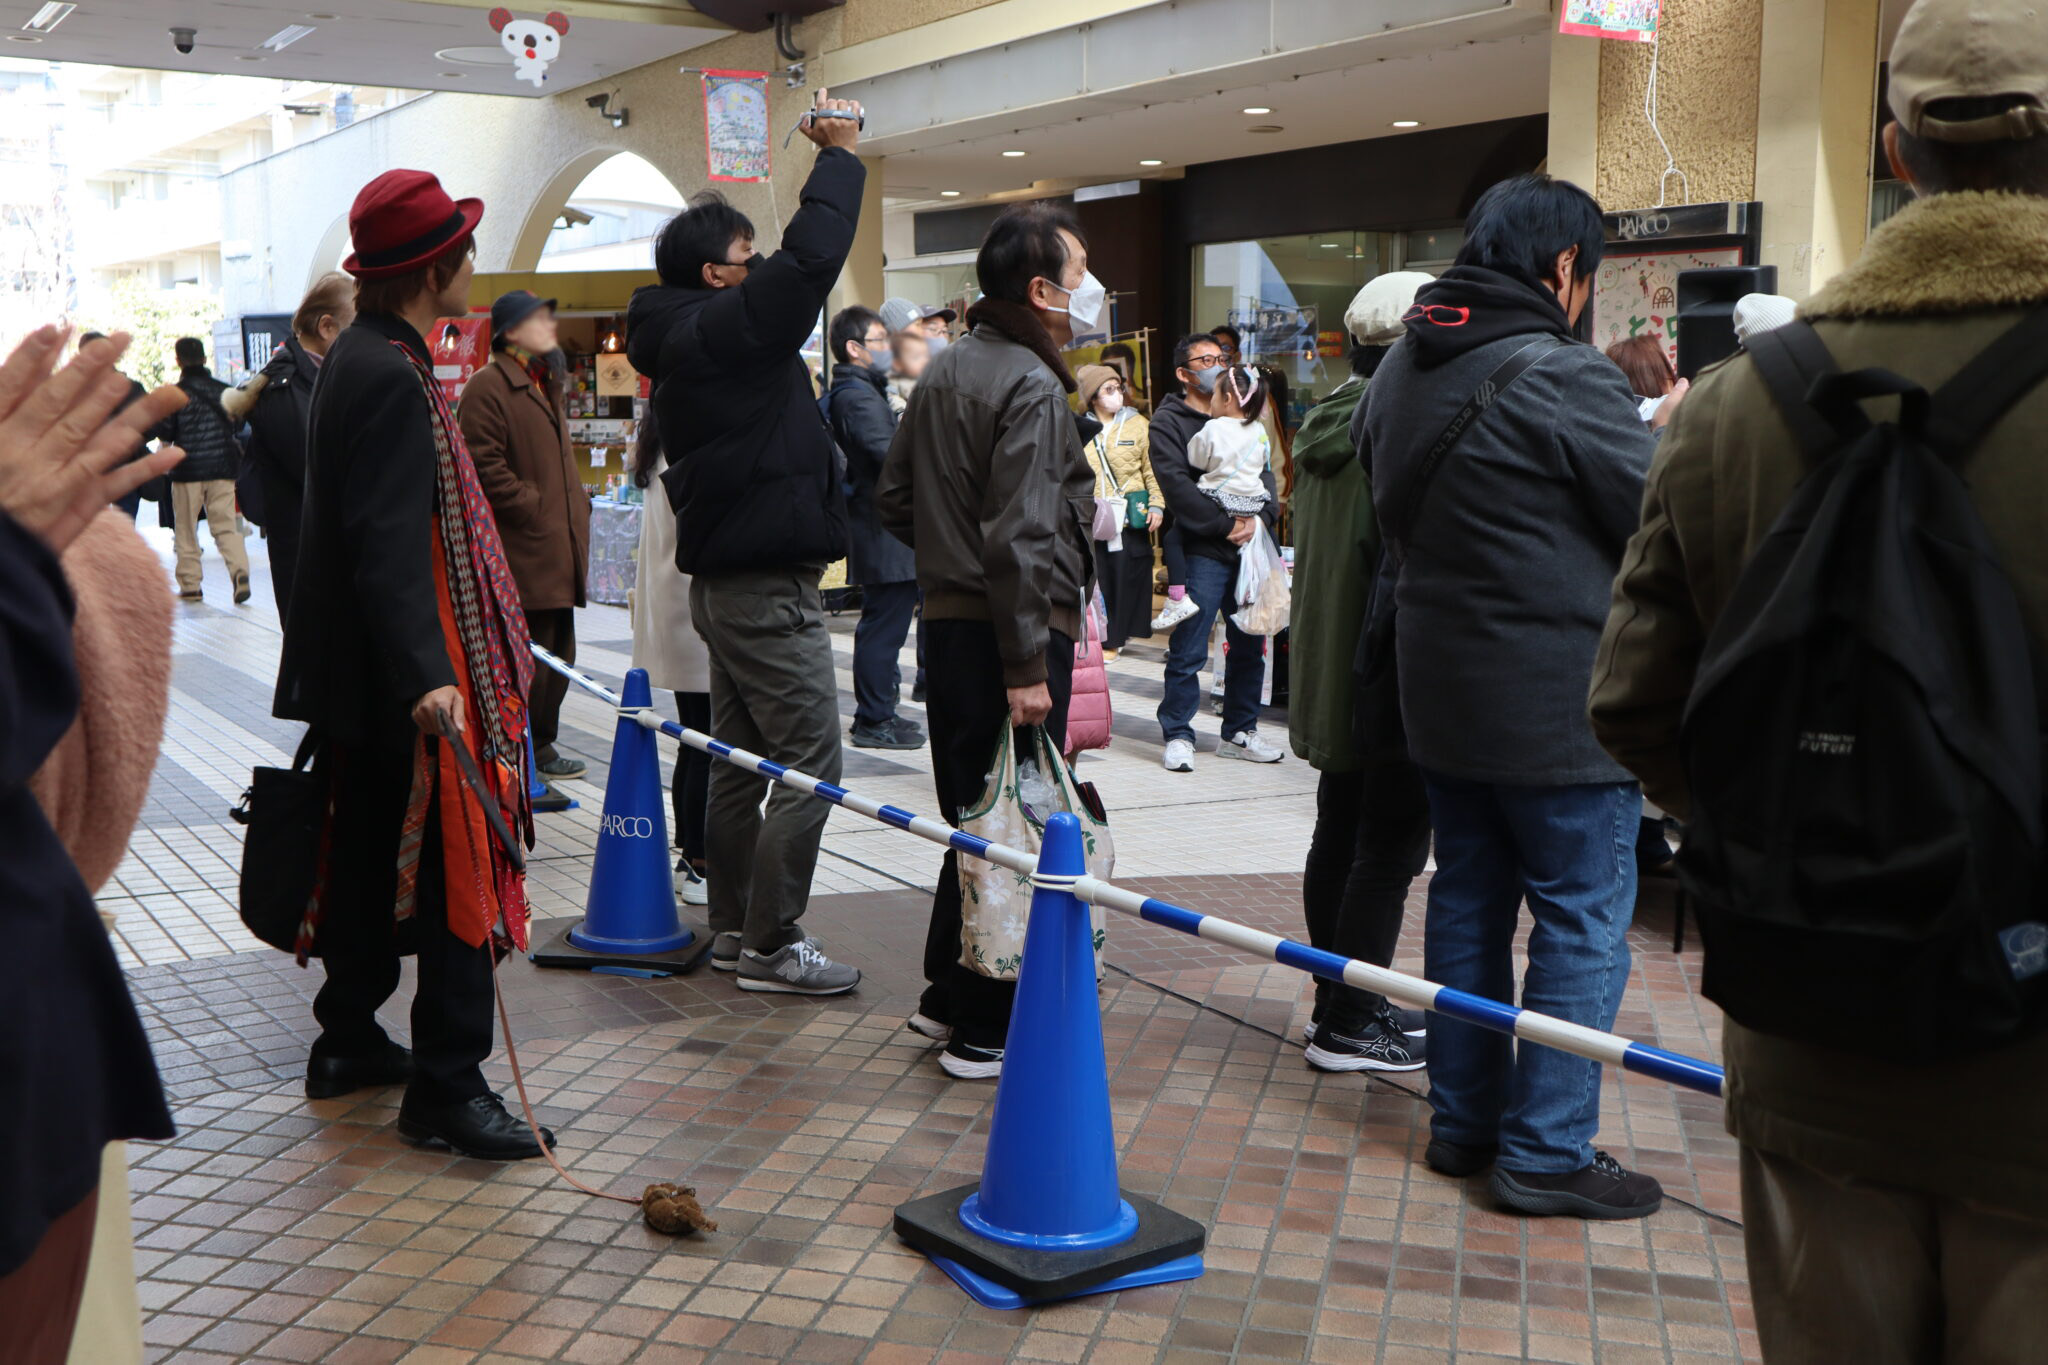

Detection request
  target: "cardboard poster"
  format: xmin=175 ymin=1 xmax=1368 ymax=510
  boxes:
xmin=702 ymin=69 xmax=770 ymax=183
xmin=431 ymin=314 xmax=490 ymax=406
xmin=596 ymin=353 xmax=639 ymax=397
xmin=1593 ymin=246 xmax=1742 ymax=370
xmin=1560 ymin=0 xmax=1661 ymax=42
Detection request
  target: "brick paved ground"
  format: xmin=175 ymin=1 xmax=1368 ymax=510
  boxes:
xmin=118 ymin=533 xmax=1756 ymax=1363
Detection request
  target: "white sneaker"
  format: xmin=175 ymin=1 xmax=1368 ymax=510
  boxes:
xmin=674 ymin=861 xmax=708 ymax=906
xmin=1162 ymin=738 xmax=1196 ymax=773
xmin=1220 ymin=730 xmax=1285 ymax=763
xmin=1151 ymin=595 xmax=1199 ymax=632
xmin=939 ymin=1040 xmax=1004 ymax=1080
xmin=905 ymin=1012 xmax=952 ymax=1044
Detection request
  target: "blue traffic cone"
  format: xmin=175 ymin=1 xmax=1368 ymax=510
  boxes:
xmin=894 ymin=813 xmax=1205 ymax=1308
xmin=530 ymin=667 xmax=710 ymax=975
xmin=528 ymin=731 xmax=575 ymax=813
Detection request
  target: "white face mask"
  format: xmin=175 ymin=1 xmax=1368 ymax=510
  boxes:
xmin=1044 ymin=271 xmax=1107 ymax=331
xmin=1098 ymin=390 xmax=1125 ymax=416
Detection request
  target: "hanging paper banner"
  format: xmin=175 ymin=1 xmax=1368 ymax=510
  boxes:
xmin=431 ymin=315 xmax=490 ymax=406
xmin=702 ymin=69 xmax=771 ymax=183
xmin=1559 ymin=0 xmax=1661 ymax=42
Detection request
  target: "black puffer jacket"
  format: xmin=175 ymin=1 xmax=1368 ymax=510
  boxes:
xmin=626 ymin=148 xmax=862 ymax=577
xmin=152 ymin=366 xmax=240 ymax=483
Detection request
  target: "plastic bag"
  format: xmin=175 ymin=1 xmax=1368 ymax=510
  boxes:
xmin=956 ymin=724 xmax=1115 ymax=980
xmin=1231 ymin=520 xmax=1291 ymax=636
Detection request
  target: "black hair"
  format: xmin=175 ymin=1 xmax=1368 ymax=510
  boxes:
xmin=1456 ymin=173 xmax=1606 ymax=290
xmin=828 ymin=305 xmax=886 ymax=365
xmin=1172 ymin=331 xmax=1224 ymax=375
xmin=1211 ymin=323 xmax=1242 ymax=349
xmin=632 ymin=407 xmax=659 ymax=489
xmin=79 ymin=330 xmax=107 ymax=345
xmin=976 ymin=201 xmax=1086 ymax=305
xmin=174 ymin=337 xmax=206 ymax=369
xmin=654 ymin=189 xmax=756 ymax=290
xmin=1216 ymin=365 xmax=1268 ymax=424
xmin=1894 ymin=97 xmax=2048 ymax=196
xmin=1350 ymin=343 xmax=1391 ymax=378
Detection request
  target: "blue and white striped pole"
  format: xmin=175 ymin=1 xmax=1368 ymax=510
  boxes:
xmin=532 ymin=645 xmax=1724 ymax=1098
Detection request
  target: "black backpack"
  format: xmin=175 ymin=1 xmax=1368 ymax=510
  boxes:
xmin=1678 ymin=312 xmax=2048 ymax=1060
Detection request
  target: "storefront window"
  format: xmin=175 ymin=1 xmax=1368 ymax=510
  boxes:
xmin=1190 ymin=232 xmax=1398 ymax=427
xmin=880 ymin=258 xmax=979 ymax=323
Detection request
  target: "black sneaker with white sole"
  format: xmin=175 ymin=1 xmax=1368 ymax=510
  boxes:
xmin=938 ymin=1039 xmax=1003 ymax=1079
xmin=1491 ymin=1151 xmax=1663 ymax=1220
xmin=1386 ymin=1004 xmax=1428 ymax=1037
xmin=905 ymin=1011 xmax=952 ymax=1044
xmin=1425 ymin=1137 xmax=1497 ymax=1178
xmin=1304 ymin=1013 xmax=1427 ymax=1073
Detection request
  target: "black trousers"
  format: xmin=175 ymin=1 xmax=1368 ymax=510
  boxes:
xmin=671 ymin=690 xmax=711 ymax=865
xmin=1160 ymin=521 xmax=1187 ymax=588
xmin=852 ymin=580 xmax=918 ymax=729
xmin=524 ymin=607 xmax=574 ymax=761
xmin=260 ymin=470 xmax=303 ymax=620
xmin=921 ymin=620 xmax=1074 ymax=1050
xmin=1093 ymin=527 xmax=1155 ymax=651
xmin=311 ymin=723 xmax=497 ymax=1102
xmin=1302 ymin=761 xmax=1432 ymax=1031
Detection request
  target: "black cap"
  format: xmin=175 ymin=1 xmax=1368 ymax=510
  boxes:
xmin=490 ymin=289 xmax=556 ymax=338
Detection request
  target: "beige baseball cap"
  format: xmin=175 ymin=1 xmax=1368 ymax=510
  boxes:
xmin=1889 ymin=0 xmax=2048 ymax=143
xmin=1344 ymin=271 xmax=1437 ymax=346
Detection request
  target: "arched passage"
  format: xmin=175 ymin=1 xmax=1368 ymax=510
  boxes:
xmin=306 ymin=213 xmax=353 ymax=291
xmin=509 ymin=150 xmax=686 ymax=275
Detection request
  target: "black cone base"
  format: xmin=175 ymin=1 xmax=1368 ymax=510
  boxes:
xmin=527 ymin=920 xmax=713 ymax=975
xmin=895 ymin=1183 xmax=1205 ymax=1303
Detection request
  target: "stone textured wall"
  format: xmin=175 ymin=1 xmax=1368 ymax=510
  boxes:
xmin=1593 ymin=0 xmax=1764 ymax=211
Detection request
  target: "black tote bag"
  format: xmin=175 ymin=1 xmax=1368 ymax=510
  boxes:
xmin=230 ymin=731 xmax=324 ymax=955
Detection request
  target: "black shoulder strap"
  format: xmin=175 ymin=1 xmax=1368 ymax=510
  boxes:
xmin=1388 ymin=334 xmax=1565 ymax=562
xmin=1923 ymin=307 xmax=2048 ymax=459
xmin=1745 ymin=321 xmax=1844 ymax=458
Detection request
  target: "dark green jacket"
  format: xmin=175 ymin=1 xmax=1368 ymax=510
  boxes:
xmin=1286 ymin=375 xmax=1376 ymax=772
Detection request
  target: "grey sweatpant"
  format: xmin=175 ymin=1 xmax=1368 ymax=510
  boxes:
xmin=689 ymin=568 xmax=844 ymax=954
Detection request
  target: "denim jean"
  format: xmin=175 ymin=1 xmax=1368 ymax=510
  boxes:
xmin=1419 ymin=772 xmax=1638 ymax=1174
xmin=1157 ymin=552 xmax=1265 ymax=745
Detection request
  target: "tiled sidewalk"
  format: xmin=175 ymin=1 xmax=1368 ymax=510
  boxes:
xmin=119 ymin=533 xmax=1756 ymax=1363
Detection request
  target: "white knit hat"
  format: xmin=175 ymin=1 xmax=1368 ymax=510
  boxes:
xmin=1733 ymin=293 xmax=1798 ymax=346
xmin=1344 ymin=271 xmax=1438 ymax=346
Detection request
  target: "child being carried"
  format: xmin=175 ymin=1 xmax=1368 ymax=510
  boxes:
xmin=1187 ymin=365 xmax=1271 ymax=518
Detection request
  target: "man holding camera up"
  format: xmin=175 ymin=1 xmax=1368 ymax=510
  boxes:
xmin=626 ymin=91 xmax=864 ymax=996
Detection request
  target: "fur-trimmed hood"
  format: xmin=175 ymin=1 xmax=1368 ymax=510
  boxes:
xmin=1805 ymin=190 xmax=2048 ymax=320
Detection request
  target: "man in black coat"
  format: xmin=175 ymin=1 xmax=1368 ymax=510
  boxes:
xmin=1147 ymin=332 xmax=1282 ymax=772
xmin=152 ymin=336 xmax=252 ymax=603
xmin=624 ymin=91 xmax=866 ymax=996
xmin=827 ymin=304 xmax=923 ymax=752
xmin=244 ymin=336 xmax=321 ymax=617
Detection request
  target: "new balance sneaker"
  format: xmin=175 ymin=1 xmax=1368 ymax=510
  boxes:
xmin=1220 ymin=730 xmax=1285 ymax=763
xmin=939 ymin=1039 xmax=1003 ymax=1080
xmin=737 ymin=937 xmax=861 ymax=995
xmin=905 ymin=1012 xmax=952 ymax=1044
xmin=1425 ymin=1137 xmax=1498 ymax=1178
xmin=1304 ymin=1014 xmax=1427 ymax=1073
xmin=1162 ymin=738 xmax=1196 ymax=773
xmin=1491 ymin=1151 xmax=1664 ymax=1220
xmin=709 ymin=931 xmax=742 ymax=971
xmin=1151 ymin=595 xmax=1199 ymax=632
xmin=674 ymin=859 xmax=708 ymax=906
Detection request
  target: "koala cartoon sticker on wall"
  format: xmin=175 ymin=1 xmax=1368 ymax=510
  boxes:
xmin=488 ymin=9 xmax=569 ymax=89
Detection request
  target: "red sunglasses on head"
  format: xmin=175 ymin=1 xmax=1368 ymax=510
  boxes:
xmin=1404 ymin=303 xmax=1471 ymax=327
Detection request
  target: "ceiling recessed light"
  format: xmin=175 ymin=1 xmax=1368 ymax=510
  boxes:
xmin=236 ymin=55 xmax=265 ymax=62
xmin=307 ymin=12 xmax=340 ymax=19
xmin=22 ymin=3 xmax=75 ymax=33
xmin=1247 ymin=125 xmax=1284 ymax=135
xmin=441 ymin=71 xmax=464 ymax=78
xmin=261 ymin=24 xmax=317 ymax=52
xmin=1138 ymin=158 xmax=1164 ymax=167
xmin=1392 ymin=120 xmax=1424 ymax=129
xmin=1242 ymin=106 xmax=1272 ymax=115
xmin=1001 ymin=150 xmax=1027 ymax=158
xmin=1319 ymin=242 xmax=1339 ymax=249
xmin=940 ymin=190 xmax=961 ymax=198
xmin=6 ymin=33 xmax=41 ymax=43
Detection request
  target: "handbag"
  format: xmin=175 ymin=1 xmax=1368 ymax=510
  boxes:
xmin=1124 ymin=488 xmax=1150 ymax=530
xmin=229 ymin=730 xmax=325 ymax=954
xmin=956 ymin=723 xmax=1115 ymax=980
xmin=1354 ymin=335 xmax=1567 ymax=762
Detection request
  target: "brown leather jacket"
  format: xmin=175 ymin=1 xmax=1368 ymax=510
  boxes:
xmin=876 ymin=302 xmax=1095 ymax=687
xmin=458 ymin=350 xmax=591 ymax=611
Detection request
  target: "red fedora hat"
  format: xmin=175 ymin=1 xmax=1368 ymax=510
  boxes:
xmin=344 ymin=169 xmax=485 ymax=280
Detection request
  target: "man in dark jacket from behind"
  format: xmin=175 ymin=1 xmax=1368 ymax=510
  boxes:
xmin=877 ymin=200 xmax=1098 ymax=1081
xmin=624 ymin=91 xmax=865 ymax=997
xmin=244 ymin=272 xmax=355 ymax=619
xmin=827 ymin=304 xmax=923 ymax=752
xmin=1361 ymin=174 xmax=1682 ymax=1220
xmin=1149 ymin=332 xmax=1282 ymax=771
xmin=153 ymin=336 xmax=251 ymax=603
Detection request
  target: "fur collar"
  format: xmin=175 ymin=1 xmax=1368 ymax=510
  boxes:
xmin=966 ymin=298 xmax=1077 ymax=392
xmin=1805 ymin=191 xmax=2048 ymax=320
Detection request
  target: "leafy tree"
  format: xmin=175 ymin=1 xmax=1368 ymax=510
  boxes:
xmin=92 ymin=277 xmax=220 ymax=390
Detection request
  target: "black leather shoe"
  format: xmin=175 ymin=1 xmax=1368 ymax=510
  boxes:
xmin=305 ymin=1042 xmax=413 ymax=1100
xmin=1492 ymin=1151 xmax=1663 ymax=1220
xmin=1425 ymin=1137 xmax=1499 ymax=1178
xmin=397 ymin=1091 xmax=555 ymax=1161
